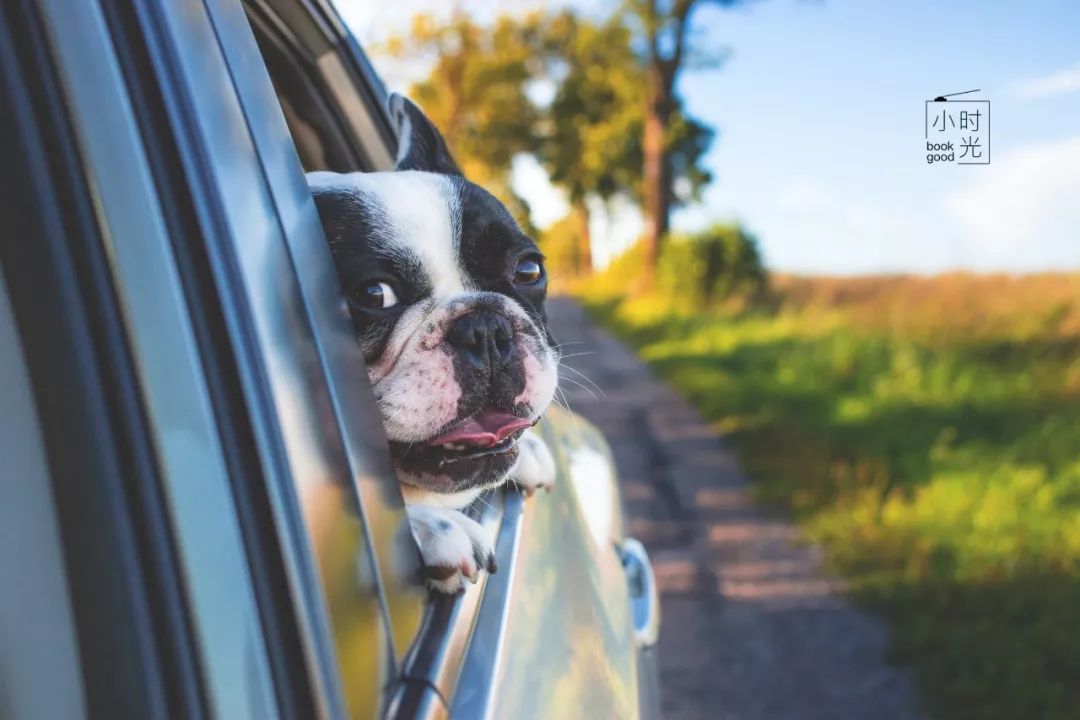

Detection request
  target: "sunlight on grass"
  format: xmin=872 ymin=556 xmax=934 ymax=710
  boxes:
xmin=578 ymin=273 xmax=1080 ymax=719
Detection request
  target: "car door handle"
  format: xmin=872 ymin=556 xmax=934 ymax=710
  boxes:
xmin=619 ymin=538 xmax=660 ymax=648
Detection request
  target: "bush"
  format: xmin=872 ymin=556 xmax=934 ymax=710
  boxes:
xmin=577 ymin=223 xmax=767 ymax=311
xmin=657 ymin=224 xmax=766 ymax=308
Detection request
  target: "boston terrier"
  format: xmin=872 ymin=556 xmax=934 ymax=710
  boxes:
xmin=307 ymin=94 xmax=558 ymax=593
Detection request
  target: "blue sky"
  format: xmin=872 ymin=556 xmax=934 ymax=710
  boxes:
xmin=339 ymin=0 xmax=1080 ymax=274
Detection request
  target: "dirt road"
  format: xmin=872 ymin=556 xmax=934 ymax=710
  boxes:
xmin=548 ymin=298 xmax=923 ymax=720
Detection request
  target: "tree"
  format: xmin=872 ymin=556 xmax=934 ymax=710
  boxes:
xmin=385 ymin=7 xmax=718 ymax=280
xmin=655 ymin=224 xmax=766 ymax=308
xmin=626 ymin=0 xmax=744 ymax=281
xmin=383 ymin=12 xmax=546 ymax=228
xmin=537 ymin=11 xmax=715 ymax=275
xmin=536 ymin=12 xmax=644 ymax=273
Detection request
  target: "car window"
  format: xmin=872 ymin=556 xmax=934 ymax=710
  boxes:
xmin=140 ymin=0 xmax=427 ymax=714
xmin=237 ymin=1 xmax=526 ymax=709
xmin=0 ymin=2 xmax=269 ymax=714
xmin=20 ymin=1 xmax=296 ymax=716
xmin=244 ymin=0 xmax=395 ymax=172
xmin=236 ymin=0 xmax=557 ymax=699
xmin=236 ymin=0 xmax=432 ymax=660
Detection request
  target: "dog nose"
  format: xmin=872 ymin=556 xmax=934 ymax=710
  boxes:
xmin=447 ymin=310 xmax=515 ymax=370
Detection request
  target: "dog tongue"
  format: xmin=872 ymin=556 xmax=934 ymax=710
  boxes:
xmin=429 ymin=410 xmax=532 ymax=447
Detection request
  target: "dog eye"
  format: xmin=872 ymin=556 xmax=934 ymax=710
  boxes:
xmin=513 ymin=258 xmax=543 ymax=285
xmin=351 ymin=281 xmax=398 ymax=309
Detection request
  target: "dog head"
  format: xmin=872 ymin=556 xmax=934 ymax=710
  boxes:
xmin=308 ymin=94 xmax=558 ymax=503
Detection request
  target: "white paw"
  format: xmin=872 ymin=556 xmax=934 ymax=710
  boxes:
xmin=407 ymin=505 xmax=496 ymax=594
xmin=511 ymin=428 xmax=556 ymax=497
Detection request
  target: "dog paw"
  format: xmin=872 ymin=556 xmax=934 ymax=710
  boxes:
xmin=407 ymin=505 xmax=496 ymax=594
xmin=511 ymin=428 xmax=556 ymax=497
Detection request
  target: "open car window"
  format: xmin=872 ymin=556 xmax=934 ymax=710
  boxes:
xmin=245 ymin=0 xmax=395 ymax=173
xmin=238 ymin=0 xmax=529 ymax=713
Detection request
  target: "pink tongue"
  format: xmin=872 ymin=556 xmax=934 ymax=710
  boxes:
xmin=429 ymin=410 xmax=532 ymax=447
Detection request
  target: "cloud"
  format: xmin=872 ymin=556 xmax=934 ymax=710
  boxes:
xmin=765 ymin=178 xmax=946 ymax=273
xmin=778 ymin=178 xmax=917 ymax=240
xmin=1012 ymin=62 xmax=1080 ymax=100
xmin=944 ymin=136 xmax=1080 ymax=267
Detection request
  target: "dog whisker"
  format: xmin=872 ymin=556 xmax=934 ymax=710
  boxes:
xmin=558 ymin=361 xmax=605 ymax=390
xmin=555 ymin=351 xmax=596 ymax=360
xmin=559 ymin=366 xmax=605 ymax=399
xmin=472 ymin=492 xmax=499 ymax=515
xmin=558 ymin=375 xmax=600 ymax=401
xmin=553 ymin=385 xmax=585 ymax=443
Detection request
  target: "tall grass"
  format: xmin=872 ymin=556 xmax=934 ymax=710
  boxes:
xmin=579 ymin=273 xmax=1080 ymax=719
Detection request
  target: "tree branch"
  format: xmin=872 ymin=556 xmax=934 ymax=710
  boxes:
xmin=646 ymin=0 xmax=662 ymax=69
xmin=663 ymin=0 xmax=696 ymax=91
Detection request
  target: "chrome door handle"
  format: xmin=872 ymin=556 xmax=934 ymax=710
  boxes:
xmin=619 ymin=538 xmax=660 ymax=648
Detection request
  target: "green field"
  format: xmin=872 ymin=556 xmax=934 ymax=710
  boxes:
xmin=579 ymin=274 xmax=1080 ymax=719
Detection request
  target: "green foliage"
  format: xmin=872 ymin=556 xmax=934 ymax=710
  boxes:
xmin=581 ymin=275 xmax=1080 ymax=720
xmin=384 ymin=8 xmax=719 ymax=260
xmin=623 ymin=0 xmax=742 ymax=265
xmin=665 ymin=111 xmax=715 ymax=206
xmin=580 ymin=224 xmax=766 ymax=308
xmin=536 ymin=213 xmax=583 ymax=284
xmin=537 ymin=12 xmax=643 ymax=206
xmin=384 ymin=12 xmax=545 ymax=225
xmin=656 ymin=224 xmax=766 ymax=307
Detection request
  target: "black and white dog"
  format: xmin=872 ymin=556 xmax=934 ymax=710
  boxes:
xmin=308 ymin=95 xmax=557 ymax=593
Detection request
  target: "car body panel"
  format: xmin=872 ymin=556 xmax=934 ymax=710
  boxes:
xmin=1 ymin=0 xmax=661 ymax=716
xmin=467 ymin=408 xmax=640 ymax=720
xmin=31 ymin=1 xmax=281 ymax=716
xmin=200 ymin=0 xmax=429 ymax=671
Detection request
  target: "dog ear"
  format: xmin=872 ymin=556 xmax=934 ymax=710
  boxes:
xmin=388 ymin=93 xmax=463 ymax=177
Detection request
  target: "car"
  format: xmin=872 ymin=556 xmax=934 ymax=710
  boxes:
xmin=0 ymin=0 xmax=661 ymax=718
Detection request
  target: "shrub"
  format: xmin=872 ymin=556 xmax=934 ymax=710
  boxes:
xmin=657 ymin=224 xmax=766 ymax=308
xmin=577 ymin=223 xmax=767 ymax=311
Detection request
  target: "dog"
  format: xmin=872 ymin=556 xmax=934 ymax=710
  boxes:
xmin=307 ymin=94 xmax=558 ymax=593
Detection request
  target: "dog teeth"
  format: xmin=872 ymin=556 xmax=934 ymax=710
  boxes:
xmin=445 ymin=442 xmax=465 ymax=451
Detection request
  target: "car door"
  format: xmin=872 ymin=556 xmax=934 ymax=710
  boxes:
xmin=0 ymin=1 xmax=285 ymax=717
xmin=97 ymin=0 xmax=434 ymax=715
xmin=2 ymin=0 xmax=656 ymax=716
xmin=233 ymin=3 xmax=656 ymax=719
xmin=1 ymin=0 xmax=403 ymax=717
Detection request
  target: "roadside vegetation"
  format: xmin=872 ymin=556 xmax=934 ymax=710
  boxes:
xmin=578 ymin=269 xmax=1080 ymax=719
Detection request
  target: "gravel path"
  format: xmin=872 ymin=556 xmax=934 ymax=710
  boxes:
xmin=548 ymin=298 xmax=924 ymax=720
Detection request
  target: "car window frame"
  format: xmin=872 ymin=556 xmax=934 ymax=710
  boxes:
xmin=232 ymin=1 xmax=541 ymax=715
xmin=122 ymin=0 xmax=424 ymax=716
xmin=0 ymin=1 xmax=284 ymax=717
xmin=97 ymin=1 xmax=339 ymax=715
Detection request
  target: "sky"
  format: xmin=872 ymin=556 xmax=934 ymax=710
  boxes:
xmin=336 ymin=0 xmax=1080 ymax=274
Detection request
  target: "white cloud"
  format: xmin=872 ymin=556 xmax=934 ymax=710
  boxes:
xmin=753 ymin=177 xmax=953 ymax=274
xmin=944 ymin=136 xmax=1080 ymax=267
xmin=1012 ymin=62 xmax=1080 ymax=100
xmin=778 ymin=177 xmax=918 ymax=242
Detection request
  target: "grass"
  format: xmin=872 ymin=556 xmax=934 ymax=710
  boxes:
xmin=577 ymin=273 xmax=1080 ymax=720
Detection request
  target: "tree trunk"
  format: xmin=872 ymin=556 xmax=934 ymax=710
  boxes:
xmin=642 ymin=74 xmax=673 ymax=285
xmin=572 ymin=199 xmax=593 ymax=275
